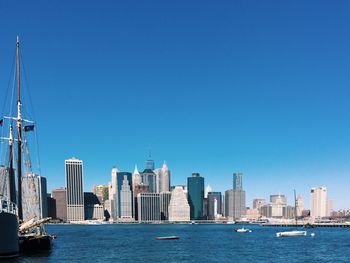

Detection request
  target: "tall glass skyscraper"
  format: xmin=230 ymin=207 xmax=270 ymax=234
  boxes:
xmin=65 ymin=158 xmax=84 ymax=222
xmin=187 ymin=173 xmax=204 ymax=220
xmin=233 ymin=172 xmax=243 ymax=190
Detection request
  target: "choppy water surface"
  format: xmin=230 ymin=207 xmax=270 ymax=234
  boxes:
xmin=10 ymin=224 xmax=350 ymax=262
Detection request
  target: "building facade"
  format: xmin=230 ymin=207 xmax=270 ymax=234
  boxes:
xmin=65 ymin=158 xmax=84 ymax=222
xmin=310 ymin=186 xmax=327 ymax=219
xmin=160 ymin=191 xmax=171 ymax=220
xmin=52 ymin=188 xmax=67 ymax=222
xmin=207 ymin=192 xmax=222 ymax=220
xmin=118 ymin=173 xmax=133 ymax=220
xmin=137 ymin=193 xmax=160 ymax=222
xmin=168 ymin=186 xmax=190 ymax=222
xmin=187 ymin=173 xmax=204 ymax=220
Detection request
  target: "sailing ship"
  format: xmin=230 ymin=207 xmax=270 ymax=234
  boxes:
xmin=0 ymin=36 xmax=52 ymax=256
xmin=276 ymin=190 xmax=307 ymax=237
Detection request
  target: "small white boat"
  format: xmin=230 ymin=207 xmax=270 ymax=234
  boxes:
xmin=235 ymin=227 xmax=252 ymax=233
xmin=155 ymin=236 xmax=180 ymax=240
xmin=276 ymin=230 xmax=307 ymax=237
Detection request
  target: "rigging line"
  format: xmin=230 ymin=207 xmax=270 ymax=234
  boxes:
xmin=20 ymin=51 xmax=41 ymax=174
xmin=20 ymin=52 xmax=36 ymax=121
xmin=0 ymin=49 xmax=16 ymax=116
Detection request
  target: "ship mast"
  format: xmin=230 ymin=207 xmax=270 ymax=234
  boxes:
xmin=16 ymin=36 xmax=23 ymax=221
xmin=8 ymin=126 xmax=16 ymax=204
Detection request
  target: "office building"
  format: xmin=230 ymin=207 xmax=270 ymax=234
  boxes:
xmin=232 ymin=172 xmax=246 ymax=219
xmin=160 ymin=191 xmax=171 ymax=220
xmin=159 ymin=162 xmax=170 ymax=193
xmin=21 ymin=174 xmax=48 ymax=220
xmin=296 ymin=195 xmax=304 ymax=217
xmin=84 ymin=192 xmax=104 ymax=220
xmin=65 ymin=158 xmax=84 ymax=222
xmin=118 ymin=172 xmax=133 ymax=220
xmin=187 ymin=173 xmax=204 ymax=220
xmin=233 ymin=172 xmax=243 ymax=190
xmin=137 ymin=193 xmax=160 ymax=222
xmin=141 ymin=169 xmax=156 ymax=193
xmin=109 ymin=167 xmax=119 ymax=220
xmin=207 ymin=192 xmax=222 ymax=220
xmin=52 ymin=188 xmax=67 ymax=222
xmin=205 ymin=184 xmax=212 ymax=198
xmin=310 ymin=186 xmax=327 ymax=219
xmin=168 ymin=186 xmax=190 ymax=222
xmin=47 ymin=194 xmax=56 ymax=219
xmin=225 ymin=189 xmax=233 ymax=219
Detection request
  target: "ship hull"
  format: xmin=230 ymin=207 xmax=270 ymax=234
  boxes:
xmin=19 ymin=235 xmax=52 ymax=253
xmin=0 ymin=212 xmax=19 ymax=258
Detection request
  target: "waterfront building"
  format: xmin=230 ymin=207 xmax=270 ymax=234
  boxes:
xmin=310 ymin=187 xmax=327 ymax=219
xmin=203 ymin=198 xmax=208 ymax=219
xmin=296 ymin=195 xmax=304 ymax=217
xmin=47 ymin=194 xmax=56 ymax=219
xmin=232 ymin=173 xmax=246 ymax=219
xmin=187 ymin=173 xmax=204 ymax=220
xmin=245 ymin=208 xmax=261 ymax=220
xmin=205 ymin=184 xmax=212 ymax=198
xmin=118 ymin=173 xmax=133 ymax=220
xmin=21 ymin=174 xmax=48 ymax=220
xmin=253 ymin=198 xmax=266 ymax=210
xmin=109 ymin=167 xmax=119 ymax=220
xmin=168 ymin=186 xmax=190 ymax=222
xmin=207 ymin=192 xmax=222 ymax=220
xmin=327 ymin=199 xmax=333 ymax=216
xmin=65 ymin=158 xmax=84 ymax=222
xmin=84 ymin=192 xmax=104 ymax=220
xmin=160 ymin=191 xmax=171 ymax=220
xmin=52 ymin=188 xmax=67 ymax=222
xmin=137 ymin=193 xmax=160 ymax=222
xmin=225 ymin=189 xmax=233 ymax=219
xmin=92 ymin=185 xmax=109 ymax=204
xmin=283 ymin=206 xmax=295 ymax=219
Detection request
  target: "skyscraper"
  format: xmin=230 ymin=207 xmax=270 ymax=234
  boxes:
xmin=132 ymin=165 xmax=142 ymax=191
xmin=92 ymin=185 xmax=109 ymax=204
xmin=310 ymin=187 xmax=327 ymax=219
xmin=225 ymin=189 xmax=233 ymax=219
xmin=232 ymin=172 xmax=246 ymax=220
xmin=296 ymin=195 xmax=304 ymax=217
xmin=65 ymin=158 xmax=84 ymax=222
xmin=160 ymin=191 xmax=171 ymax=220
xmin=187 ymin=172 xmax=204 ymax=220
xmin=168 ymin=186 xmax=190 ymax=222
xmin=137 ymin=193 xmax=160 ymax=222
xmin=117 ymin=172 xmax=133 ymax=220
xmin=159 ymin=162 xmax=170 ymax=193
xmin=233 ymin=172 xmax=243 ymax=190
xmin=21 ymin=174 xmax=48 ymax=220
xmin=141 ymin=169 xmax=156 ymax=193
xmin=109 ymin=167 xmax=119 ymax=220
xmin=207 ymin=192 xmax=222 ymax=220
xmin=52 ymin=188 xmax=67 ymax=222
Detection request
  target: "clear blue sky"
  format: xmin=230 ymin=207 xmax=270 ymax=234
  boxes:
xmin=0 ymin=0 xmax=350 ymax=209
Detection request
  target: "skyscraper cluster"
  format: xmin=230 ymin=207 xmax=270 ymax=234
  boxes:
xmin=44 ymin=156 xmax=335 ymax=224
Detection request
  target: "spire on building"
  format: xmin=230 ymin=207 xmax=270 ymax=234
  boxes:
xmin=133 ymin=164 xmax=140 ymax=175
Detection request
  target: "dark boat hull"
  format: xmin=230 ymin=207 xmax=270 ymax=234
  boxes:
xmin=0 ymin=212 xmax=19 ymax=258
xmin=19 ymin=235 xmax=52 ymax=253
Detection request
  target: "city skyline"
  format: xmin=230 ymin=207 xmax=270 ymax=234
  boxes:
xmin=0 ymin=1 xmax=349 ymax=210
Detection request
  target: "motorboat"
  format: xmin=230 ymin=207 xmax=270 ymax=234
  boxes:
xmin=276 ymin=230 xmax=307 ymax=237
xmin=155 ymin=236 xmax=180 ymax=240
xmin=235 ymin=227 xmax=252 ymax=233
